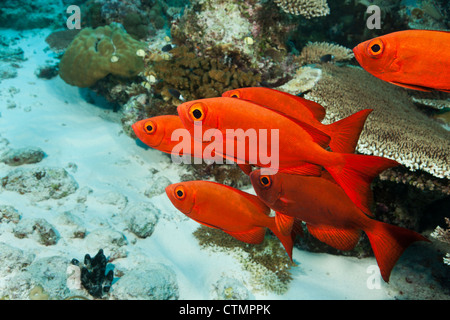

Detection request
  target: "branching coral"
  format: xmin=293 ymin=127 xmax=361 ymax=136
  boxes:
xmin=431 ymin=218 xmax=450 ymax=266
xmin=304 ymin=64 xmax=450 ymax=180
xmin=274 ymin=0 xmax=330 ymax=18
xmin=59 ymin=24 xmax=146 ymax=87
xmin=151 ymin=45 xmax=261 ymax=107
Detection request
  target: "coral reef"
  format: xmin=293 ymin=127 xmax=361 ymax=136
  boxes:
xmin=122 ymin=202 xmax=160 ymax=238
xmin=45 ymin=30 xmax=81 ymax=54
xmin=297 ymin=41 xmax=354 ymax=64
xmin=1 ymin=167 xmax=79 ymax=201
xmin=274 ymin=0 xmax=330 ymax=18
xmin=211 ymin=277 xmax=250 ymax=300
xmin=193 ymin=226 xmax=293 ymax=294
xmin=151 ymin=45 xmax=261 ymax=107
xmin=13 ymin=218 xmax=59 ymax=246
xmin=110 ymin=262 xmax=179 ymax=300
xmin=58 ymin=24 xmax=147 ymax=87
xmin=0 ymin=0 xmax=65 ymax=30
xmin=303 ymin=64 xmax=450 ymax=180
xmin=72 ymin=249 xmax=114 ymax=299
xmin=431 ymin=218 xmax=450 ymax=266
xmin=400 ymin=0 xmax=449 ymax=31
xmin=0 ymin=147 xmax=45 ymax=166
xmin=81 ymin=0 xmax=175 ymax=40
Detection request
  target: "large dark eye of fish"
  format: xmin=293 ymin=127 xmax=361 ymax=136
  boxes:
xmin=189 ymin=103 xmax=206 ymax=121
xmin=229 ymin=91 xmax=240 ymax=98
xmin=143 ymin=120 xmax=156 ymax=134
xmin=174 ymin=185 xmax=186 ymax=200
xmin=367 ymin=39 xmax=384 ymax=58
xmin=259 ymin=175 xmax=272 ymax=188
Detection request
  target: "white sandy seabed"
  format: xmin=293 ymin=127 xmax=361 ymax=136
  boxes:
xmin=0 ymin=29 xmax=447 ymax=301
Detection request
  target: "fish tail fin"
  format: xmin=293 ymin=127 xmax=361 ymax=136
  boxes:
xmin=325 ymin=154 xmax=399 ymax=215
xmin=365 ymin=220 xmax=429 ymax=282
xmin=325 ymin=109 xmax=373 ymax=153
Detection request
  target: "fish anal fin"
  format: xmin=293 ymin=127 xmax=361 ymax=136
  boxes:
xmin=224 ymin=227 xmax=266 ymax=244
xmin=301 ymin=99 xmax=327 ymax=122
xmin=275 ymin=212 xmax=295 ymax=236
xmin=307 ymin=224 xmax=361 ymax=251
xmin=279 ymin=163 xmax=322 ymax=176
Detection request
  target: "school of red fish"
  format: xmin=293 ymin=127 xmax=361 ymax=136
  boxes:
xmin=132 ymin=30 xmax=447 ymax=284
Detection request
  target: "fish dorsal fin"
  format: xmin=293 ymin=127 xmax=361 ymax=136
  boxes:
xmin=279 ymin=163 xmax=322 ymax=176
xmin=257 ymin=104 xmax=331 ymax=148
xmin=237 ymin=163 xmax=253 ymax=175
xmin=301 ymin=99 xmax=327 ymax=122
xmin=224 ymin=227 xmax=266 ymax=244
xmin=275 ymin=212 xmax=295 ymax=236
xmin=272 ymin=89 xmax=327 ymax=121
xmin=307 ymin=224 xmax=361 ymax=251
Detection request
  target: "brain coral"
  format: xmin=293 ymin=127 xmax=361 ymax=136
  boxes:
xmin=59 ymin=24 xmax=146 ymax=87
xmin=303 ymin=64 xmax=450 ymax=180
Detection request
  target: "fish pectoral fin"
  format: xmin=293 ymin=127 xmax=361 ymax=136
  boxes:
xmin=306 ymin=224 xmax=361 ymax=251
xmin=279 ymin=163 xmax=322 ymax=176
xmin=224 ymin=227 xmax=266 ymax=244
xmin=390 ymin=81 xmax=432 ymax=92
xmin=275 ymin=212 xmax=295 ymax=236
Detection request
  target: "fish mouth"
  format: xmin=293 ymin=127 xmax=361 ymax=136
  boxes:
xmin=132 ymin=121 xmax=163 ymax=148
xmin=165 ymin=184 xmax=194 ymax=215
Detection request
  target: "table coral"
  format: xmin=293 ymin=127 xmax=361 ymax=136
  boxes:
xmin=58 ymin=24 xmax=146 ymax=87
xmin=304 ymin=64 xmax=450 ymax=180
xmin=298 ymin=41 xmax=354 ymax=64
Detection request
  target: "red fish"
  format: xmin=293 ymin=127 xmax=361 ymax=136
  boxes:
xmin=132 ymin=115 xmax=185 ymax=154
xmin=177 ymin=97 xmax=399 ymax=215
xmin=249 ymin=169 xmax=429 ymax=282
xmin=223 ymin=87 xmax=373 ymax=153
xmin=165 ymin=180 xmax=301 ymax=260
xmin=132 ymin=115 xmax=252 ymax=174
xmin=353 ymin=30 xmax=450 ymax=92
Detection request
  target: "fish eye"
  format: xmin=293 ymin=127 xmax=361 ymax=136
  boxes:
xmin=367 ymin=39 xmax=384 ymax=57
xmin=188 ymin=103 xmax=206 ymax=121
xmin=174 ymin=185 xmax=186 ymax=200
xmin=259 ymin=175 xmax=271 ymax=188
xmin=143 ymin=120 xmax=156 ymax=134
xmin=229 ymin=91 xmax=240 ymax=98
